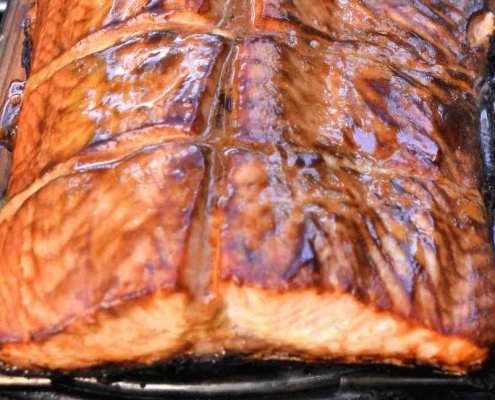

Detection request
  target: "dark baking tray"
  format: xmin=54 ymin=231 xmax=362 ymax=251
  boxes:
xmin=1 ymin=356 xmax=495 ymax=399
xmin=1 ymin=0 xmax=495 ymax=398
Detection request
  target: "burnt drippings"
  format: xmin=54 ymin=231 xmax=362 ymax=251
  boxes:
xmin=0 ymin=81 xmax=24 ymax=199
xmin=21 ymin=18 xmax=32 ymax=76
xmin=479 ymin=34 xmax=495 ymax=245
xmin=0 ymin=81 xmax=24 ymax=142
xmin=0 ymin=143 xmax=11 ymax=198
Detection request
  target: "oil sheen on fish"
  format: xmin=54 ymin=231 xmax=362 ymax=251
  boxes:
xmin=0 ymin=0 xmax=494 ymax=372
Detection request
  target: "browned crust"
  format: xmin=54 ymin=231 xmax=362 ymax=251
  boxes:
xmin=0 ymin=143 xmax=205 ymax=343
xmin=0 ymin=292 xmax=189 ymax=370
xmin=0 ymin=285 xmax=487 ymax=372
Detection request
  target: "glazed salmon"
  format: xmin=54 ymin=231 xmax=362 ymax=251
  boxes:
xmin=0 ymin=0 xmax=494 ymax=372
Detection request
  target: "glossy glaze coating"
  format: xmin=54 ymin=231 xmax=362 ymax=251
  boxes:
xmin=30 ymin=0 xmax=227 ymax=72
xmin=9 ymin=31 xmax=226 ymax=196
xmin=1 ymin=143 xmax=204 ymax=340
xmin=1 ymin=0 xmax=494 ymax=370
xmin=218 ymin=148 xmax=494 ymax=336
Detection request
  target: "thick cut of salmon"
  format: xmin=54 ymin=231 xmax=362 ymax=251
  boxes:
xmin=0 ymin=0 xmax=495 ymax=372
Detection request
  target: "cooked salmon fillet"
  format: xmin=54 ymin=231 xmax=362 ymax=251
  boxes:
xmin=0 ymin=0 xmax=494 ymax=372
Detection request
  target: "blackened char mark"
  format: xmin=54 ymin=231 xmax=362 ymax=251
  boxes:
xmin=282 ymin=218 xmax=318 ymax=282
xmin=218 ymin=91 xmax=234 ymax=113
xmin=441 ymin=102 xmax=478 ymax=150
xmin=358 ymin=78 xmax=399 ymax=130
xmin=144 ymin=0 xmax=161 ymax=13
xmin=282 ymin=13 xmax=335 ymax=42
